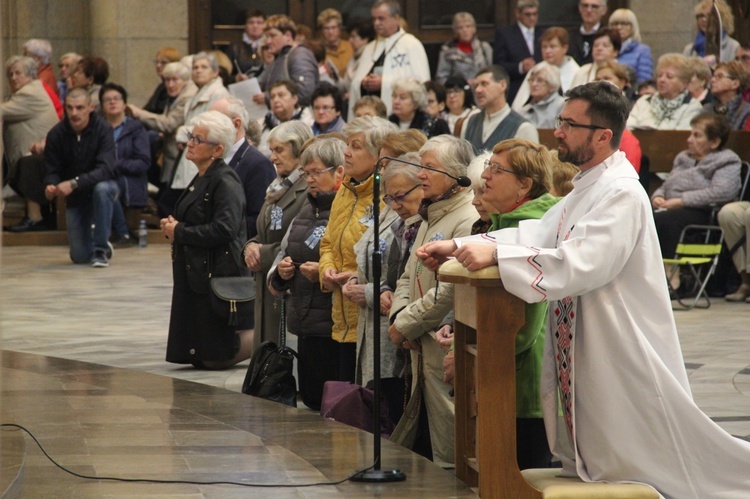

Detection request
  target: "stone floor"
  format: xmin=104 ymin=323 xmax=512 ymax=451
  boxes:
xmin=2 ymin=244 xmax=750 ymax=497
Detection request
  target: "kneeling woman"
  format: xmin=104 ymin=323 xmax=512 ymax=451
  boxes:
xmin=162 ymin=111 xmax=252 ymax=369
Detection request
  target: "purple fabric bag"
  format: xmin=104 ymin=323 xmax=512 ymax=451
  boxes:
xmin=319 ymin=381 xmax=395 ymax=438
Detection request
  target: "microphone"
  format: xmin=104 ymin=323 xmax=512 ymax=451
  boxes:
xmin=377 ymin=156 xmax=471 ymax=188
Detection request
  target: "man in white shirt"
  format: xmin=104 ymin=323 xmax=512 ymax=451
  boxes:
xmin=460 ymin=65 xmax=538 ymax=153
xmin=493 ymin=0 xmax=543 ymax=104
xmin=347 ymin=0 xmax=430 ymax=117
xmin=419 ymin=81 xmax=750 ymax=498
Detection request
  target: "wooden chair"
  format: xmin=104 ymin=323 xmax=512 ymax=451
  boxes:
xmin=440 ymin=260 xmax=659 ymax=498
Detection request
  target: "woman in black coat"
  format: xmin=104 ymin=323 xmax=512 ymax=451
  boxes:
xmin=388 ymin=79 xmax=450 ymax=139
xmin=161 ymin=110 xmax=251 ymax=369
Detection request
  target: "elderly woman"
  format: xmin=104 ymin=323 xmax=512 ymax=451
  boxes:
xmin=387 ymin=135 xmax=477 ymax=468
xmin=165 ymin=52 xmax=229 ymax=216
xmin=512 ymin=27 xmax=580 ymax=111
xmin=570 ymin=28 xmax=621 ymax=87
xmin=129 ymin=62 xmax=197 ymax=192
xmin=705 ymin=61 xmax=750 ymax=130
xmin=311 ymin=82 xmax=346 ymax=135
xmin=317 ymin=8 xmax=353 ymax=78
xmin=143 ymin=47 xmax=181 ymax=115
xmin=519 ymin=63 xmax=565 ymax=128
xmin=627 ymin=53 xmax=704 ymax=130
xmin=67 ymin=56 xmax=109 ymax=110
xmin=609 ymin=8 xmax=653 ymax=84
xmin=161 ymin=110 xmax=251 ymax=369
xmin=388 ymin=79 xmax=450 ymax=139
xmin=244 ymin=121 xmax=312 ymax=348
xmin=435 ymin=12 xmax=493 ymax=84
xmin=687 ymin=56 xmax=712 ymax=105
xmin=267 ymin=137 xmax=345 ymax=409
xmin=413 ymin=139 xmax=560 ymax=469
xmin=255 ymin=15 xmax=318 ymax=107
xmin=343 ymin=151 xmax=424 ymax=427
xmin=652 ymin=114 xmax=740 ymax=288
xmin=443 ymin=76 xmax=476 ymax=135
xmin=99 ymin=83 xmax=151 ymax=245
xmin=684 ymin=0 xmax=739 ymax=64
xmin=319 ymin=116 xmax=398 ymax=383
xmin=2 ymin=55 xmax=60 ymax=232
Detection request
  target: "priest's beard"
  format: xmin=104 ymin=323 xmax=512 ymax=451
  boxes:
xmin=557 ymin=131 xmax=595 ymax=167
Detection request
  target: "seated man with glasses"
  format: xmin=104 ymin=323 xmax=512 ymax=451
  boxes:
xmin=568 ymin=0 xmax=607 ymax=65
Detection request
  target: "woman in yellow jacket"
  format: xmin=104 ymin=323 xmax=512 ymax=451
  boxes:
xmin=319 ymin=116 xmax=397 ymax=381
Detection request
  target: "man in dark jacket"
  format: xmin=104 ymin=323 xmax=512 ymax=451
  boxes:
xmin=44 ymin=87 xmax=118 ymax=267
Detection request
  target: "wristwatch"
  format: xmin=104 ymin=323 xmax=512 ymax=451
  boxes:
xmin=492 ymin=247 xmax=498 ymax=263
xmin=69 ymin=177 xmax=79 ymax=190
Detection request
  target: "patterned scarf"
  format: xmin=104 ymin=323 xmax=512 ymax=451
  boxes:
xmin=650 ymin=90 xmax=690 ymax=125
xmin=417 ymin=184 xmax=463 ymax=221
xmin=265 ymin=168 xmax=301 ymax=204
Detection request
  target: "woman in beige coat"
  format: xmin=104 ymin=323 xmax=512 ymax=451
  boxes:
xmin=387 ymin=135 xmax=477 ymax=467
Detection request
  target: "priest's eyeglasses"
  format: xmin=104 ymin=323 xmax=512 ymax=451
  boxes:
xmin=555 ymin=116 xmax=607 ymax=133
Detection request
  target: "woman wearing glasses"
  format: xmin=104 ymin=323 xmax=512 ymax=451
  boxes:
xmin=267 ymin=137 xmax=345 ymax=409
xmin=244 ymin=121 xmax=312 ymax=349
xmin=344 ymin=152 xmax=425 ymax=428
xmin=703 ymin=61 xmax=750 ymax=130
xmin=162 ymin=111 xmax=251 ymax=369
xmin=608 ymin=8 xmax=652 ymax=85
xmin=683 ymin=0 xmax=739 ymax=64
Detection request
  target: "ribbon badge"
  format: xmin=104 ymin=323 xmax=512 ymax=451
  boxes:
xmin=270 ymin=205 xmax=283 ymax=230
xmin=305 ymin=226 xmax=327 ymax=249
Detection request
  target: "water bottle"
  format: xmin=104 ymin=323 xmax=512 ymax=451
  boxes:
xmin=138 ymin=219 xmax=148 ymax=248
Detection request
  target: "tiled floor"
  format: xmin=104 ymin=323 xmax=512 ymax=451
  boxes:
xmin=2 ymin=244 xmax=750 ymax=497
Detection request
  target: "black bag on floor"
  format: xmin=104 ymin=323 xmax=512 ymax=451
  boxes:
xmin=241 ymin=300 xmax=298 ymax=407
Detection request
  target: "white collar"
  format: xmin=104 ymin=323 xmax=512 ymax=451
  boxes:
xmin=518 ymin=22 xmax=534 ymax=36
xmin=227 ymin=138 xmax=245 ymax=161
xmin=580 ymin=22 xmax=601 ymax=35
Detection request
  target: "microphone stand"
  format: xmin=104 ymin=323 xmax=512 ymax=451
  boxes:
xmin=350 ymin=157 xmax=406 ymax=483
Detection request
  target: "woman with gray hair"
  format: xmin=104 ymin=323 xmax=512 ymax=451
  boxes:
xmin=609 ymin=8 xmax=653 ymax=84
xmin=244 ymin=121 xmax=313 ymax=349
xmin=165 ymin=52 xmax=230 ymax=216
xmin=519 ymin=63 xmax=565 ymax=128
xmin=128 ymin=62 xmax=198 ymax=191
xmin=387 ymin=135 xmax=478 ymax=467
xmin=2 ymin=55 xmax=60 ymax=232
xmin=343 ymin=151 xmax=425 ymax=427
xmin=22 ymin=38 xmax=57 ymax=95
xmin=435 ymin=12 xmax=493 ymax=84
xmin=319 ymin=116 xmax=398 ymax=383
xmin=388 ymin=79 xmax=450 ymax=139
xmin=267 ymin=136 xmax=346 ymax=409
xmin=161 ymin=110 xmax=251 ymax=369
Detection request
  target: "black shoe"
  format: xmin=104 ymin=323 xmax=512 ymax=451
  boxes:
xmin=7 ymin=217 xmax=47 ymax=232
xmin=111 ymin=233 xmax=134 ymax=248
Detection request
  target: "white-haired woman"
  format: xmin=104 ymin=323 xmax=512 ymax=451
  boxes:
xmin=388 ymin=79 xmax=450 ymax=139
xmin=129 ymin=62 xmax=198 ymax=190
xmin=519 ymin=63 xmax=565 ymax=128
xmin=162 ymin=110 xmax=251 ymax=370
xmin=609 ymin=8 xmax=653 ymax=84
xmin=22 ymin=38 xmax=57 ymax=95
xmin=319 ymin=116 xmax=398 ymax=383
xmin=244 ymin=121 xmax=313 ymax=349
xmin=387 ymin=135 xmax=477 ymax=468
xmin=166 ymin=52 xmax=230 ymax=216
xmin=684 ymin=0 xmax=739 ymax=64
xmin=435 ymin=12 xmax=493 ymax=84
xmin=267 ymin=137 xmax=346 ymax=410
xmin=3 ymin=55 xmax=60 ymax=232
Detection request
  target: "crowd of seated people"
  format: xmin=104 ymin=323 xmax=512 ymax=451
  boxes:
xmin=7 ymin=1 xmax=750 ymax=483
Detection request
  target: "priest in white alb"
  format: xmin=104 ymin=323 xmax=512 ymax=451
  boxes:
xmin=417 ymin=81 xmax=750 ymax=498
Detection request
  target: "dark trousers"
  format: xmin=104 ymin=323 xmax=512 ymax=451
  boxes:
xmin=338 ymin=342 xmax=356 ymax=383
xmin=516 ymin=417 xmax=552 ymax=470
xmin=653 ymin=207 xmax=712 ymax=258
xmin=297 ymin=335 xmax=340 ymax=411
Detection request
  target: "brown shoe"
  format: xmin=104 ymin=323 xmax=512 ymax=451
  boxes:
xmin=726 ymin=284 xmax=750 ymax=302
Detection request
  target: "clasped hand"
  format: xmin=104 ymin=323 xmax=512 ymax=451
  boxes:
xmin=416 ymin=240 xmax=497 ymax=272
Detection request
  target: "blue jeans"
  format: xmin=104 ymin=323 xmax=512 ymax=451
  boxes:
xmin=111 ymin=199 xmax=130 ymax=237
xmin=65 ymin=180 xmax=119 ymax=263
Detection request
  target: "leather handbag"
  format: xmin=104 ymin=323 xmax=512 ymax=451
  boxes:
xmin=209 ymin=276 xmax=255 ymax=326
xmin=241 ymin=300 xmax=298 ymax=407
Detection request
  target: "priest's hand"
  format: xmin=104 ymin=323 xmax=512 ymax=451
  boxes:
xmin=415 ymin=240 xmax=458 ymax=271
xmin=453 ymin=244 xmax=496 ymax=272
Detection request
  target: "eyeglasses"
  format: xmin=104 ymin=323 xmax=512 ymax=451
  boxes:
xmin=299 ymin=166 xmax=334 ymax=180
xmin=384 ymin=184 xmax=421 ymax=205
xmin=610 ymin=21 xmax=631 ymax=27
xmin=711 ymin=72 xmax=735 ymax=80
xmin=555 ymin=115 xmax=607 ymax=133
xmin=186 ymin=131 xmax=219 ymax=146
xmin=313 ymin=105 xmax=336 ymax=112
xmin=580 ymin=2 xmax=602 ymax=10
xmin=483 ymin=159 xmax=517 ymax=176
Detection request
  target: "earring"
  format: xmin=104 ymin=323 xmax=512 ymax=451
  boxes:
xmin=516 ymin=193 xmax=521 ymax=203
xmin=210 ymin=156 xmax=215 ymax=160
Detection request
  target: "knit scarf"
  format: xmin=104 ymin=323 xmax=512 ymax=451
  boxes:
xmin=417 ymin=184 xmax=463 ymax=221
xmin=650 ymin=90 xmax=689 ymax=125
xmin=265 ymin=168 xmax=301 ymax=204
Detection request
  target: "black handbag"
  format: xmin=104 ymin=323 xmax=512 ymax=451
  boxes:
xmin=241 ymin=300 xmax=298 ymax=407
xmin=210 ymin=276 xmax=255 ymax=326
